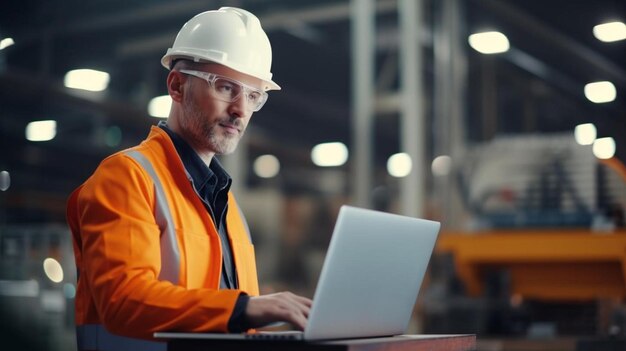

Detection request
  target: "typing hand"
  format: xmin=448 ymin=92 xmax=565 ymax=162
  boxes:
xmin=245 ymin=292 xmax=312 ymax=330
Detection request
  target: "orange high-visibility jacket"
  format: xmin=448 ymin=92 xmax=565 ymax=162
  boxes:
xmin=67 ymin=126 xmax=259 ymax=349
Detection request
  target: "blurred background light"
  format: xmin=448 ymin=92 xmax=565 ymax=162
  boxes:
xmin=0 ymin=170 xmax=9 ymax=191
xmin=593 ymin=137 xmax=616 ymax=159
xmin=574 ymin=123 xmax=597 ymax=145
xmin=311 ymin=142 xmax=348 ymax=167
xmin=104 ymin=126 xmax=122 ymax=147
xmin=0 ymin=37 xmax=14 ymax=50
xmin=584 ymin=81 xmax=617 ymax=103
xmin=25 ymin=120 xmax=57 ymax=142
xmin=63 ymin=283 xmax=76 ymax=299
xmin=468 ymin=31 xmax=510 ymax=54
xmin=431 ymin=155 xmax=452 ymax=176
xmin=253 ymin=154 xmax=281 ymax=178
xmin=0 ymin=279 xmax=39 ymax=297
xmin=387 ymin=153 xmax=412 ymax=178
xmin=593 ymin=21 xmax=626 ymax=42
xmin=64 ymin=69 xmax=110 ymax=92
xmin=43 ymin=258 xmax=64 ymax=283
xmin=148 ymin=95 xmax=172 ymax=118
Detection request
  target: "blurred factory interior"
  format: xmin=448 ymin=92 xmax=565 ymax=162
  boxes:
xmin=1 ymin=0 xmax=626 ymax=350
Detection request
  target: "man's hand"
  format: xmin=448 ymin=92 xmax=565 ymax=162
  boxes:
xmin=245 ymin=292 xmax=312 ymax=330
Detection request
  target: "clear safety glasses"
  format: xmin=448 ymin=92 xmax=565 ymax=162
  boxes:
xmin=179 ymin=69 xmax=269 ymax=112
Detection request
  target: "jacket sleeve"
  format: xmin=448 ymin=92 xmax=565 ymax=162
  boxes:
xmin=73 ymin=153 xmax=242 ymax=339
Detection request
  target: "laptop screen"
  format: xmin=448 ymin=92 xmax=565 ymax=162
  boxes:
xmin=304 ymin=205 xmax=440 ymax=340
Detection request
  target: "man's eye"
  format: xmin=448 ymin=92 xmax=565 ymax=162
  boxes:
xmin=248 ymin=92 xmax=261 ymax=102
xmin=216 ymin=83 xmax=234 ymax=93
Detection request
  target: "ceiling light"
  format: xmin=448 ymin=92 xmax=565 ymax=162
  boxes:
xmin=43 ymin=258 xmax=64 ymax=283
xmin=387 ymin=153 xmax=412 ymax=178
xmin=148 ymin=95 xmax=172 ymax=118
xmin=431 ymin=155 xmax=452 ymax=176
xmin=0 ymin=170 xmax=10 ymax=191
xmin=0 ymin=37 xmax=14 ymax=50
xmin=468 ymin=31 xmax=510 ymax=54
xmin=593 ymin=21 xmax=626 ymax=42
xmin=253 ymin=154 xmax=280 ymax=178
xmin=25 ymin=120 xmax=57 ymax=142
xmin=311 ymin=142 xmax=348 ymax=167
xmin=574 ymin=123 xmax=596 ymax=145
xmin=64 ymin=69 xmax=110 ymax=92
xmin=584 ymin=81 xmax=616 ymax=103
xmin=592 ymin=137 xmax=616 ymax=159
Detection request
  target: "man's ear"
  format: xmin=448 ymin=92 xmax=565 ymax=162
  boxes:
xmin=167 ymin=71 xmax=185 ymax=103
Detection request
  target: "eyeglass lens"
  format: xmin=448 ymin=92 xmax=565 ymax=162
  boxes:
xmin=213 ymin=77 xmax=263 ymax=107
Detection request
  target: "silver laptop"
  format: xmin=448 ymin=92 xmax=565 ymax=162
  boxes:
xmin=155 ymin=205 xmax=440 ymax=341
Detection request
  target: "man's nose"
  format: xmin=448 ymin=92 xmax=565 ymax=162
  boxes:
xmin=228 ymin=94 xmax=250 ymax=118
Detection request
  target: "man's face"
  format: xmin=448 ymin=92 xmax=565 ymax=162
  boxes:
xmin=178 ymin=64 xmax=263 ymax=155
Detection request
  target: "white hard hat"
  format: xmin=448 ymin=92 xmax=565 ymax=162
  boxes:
xmin=161 ymin=7 xmax=280 ymax=91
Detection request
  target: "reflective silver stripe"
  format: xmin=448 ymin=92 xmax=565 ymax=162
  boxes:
xmin=76 ymin=324 xmax=165 ymax=351
xmin=126 ymin=150 xmax=180 ymax=284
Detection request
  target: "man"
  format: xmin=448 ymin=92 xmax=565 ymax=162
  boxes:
xmin=66 ymin=7 xmax=311 ymax=351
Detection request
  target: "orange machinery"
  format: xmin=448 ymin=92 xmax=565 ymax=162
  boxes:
xmin=435 ymin=230 xmax=626 ymax=301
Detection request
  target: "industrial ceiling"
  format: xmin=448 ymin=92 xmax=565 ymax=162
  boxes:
xmin=1 ymin=0 xmax=624 ymax=224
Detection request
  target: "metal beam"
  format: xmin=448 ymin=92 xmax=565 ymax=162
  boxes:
xmin=0 ymin=69 xmax=153 ymax=132
xmin=398 ymin=0 xmax=425 ymax=217
xmin=118 ymin=0 xmax=398 ymax=58
xmin=350 ymin=0 xmax=376 ymax=208
xmin=433 ymin=0 xmax=468 ymax=228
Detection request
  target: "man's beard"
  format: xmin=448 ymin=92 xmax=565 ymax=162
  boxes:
xmin=179 ymin=95 xmax=245 ymax=155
